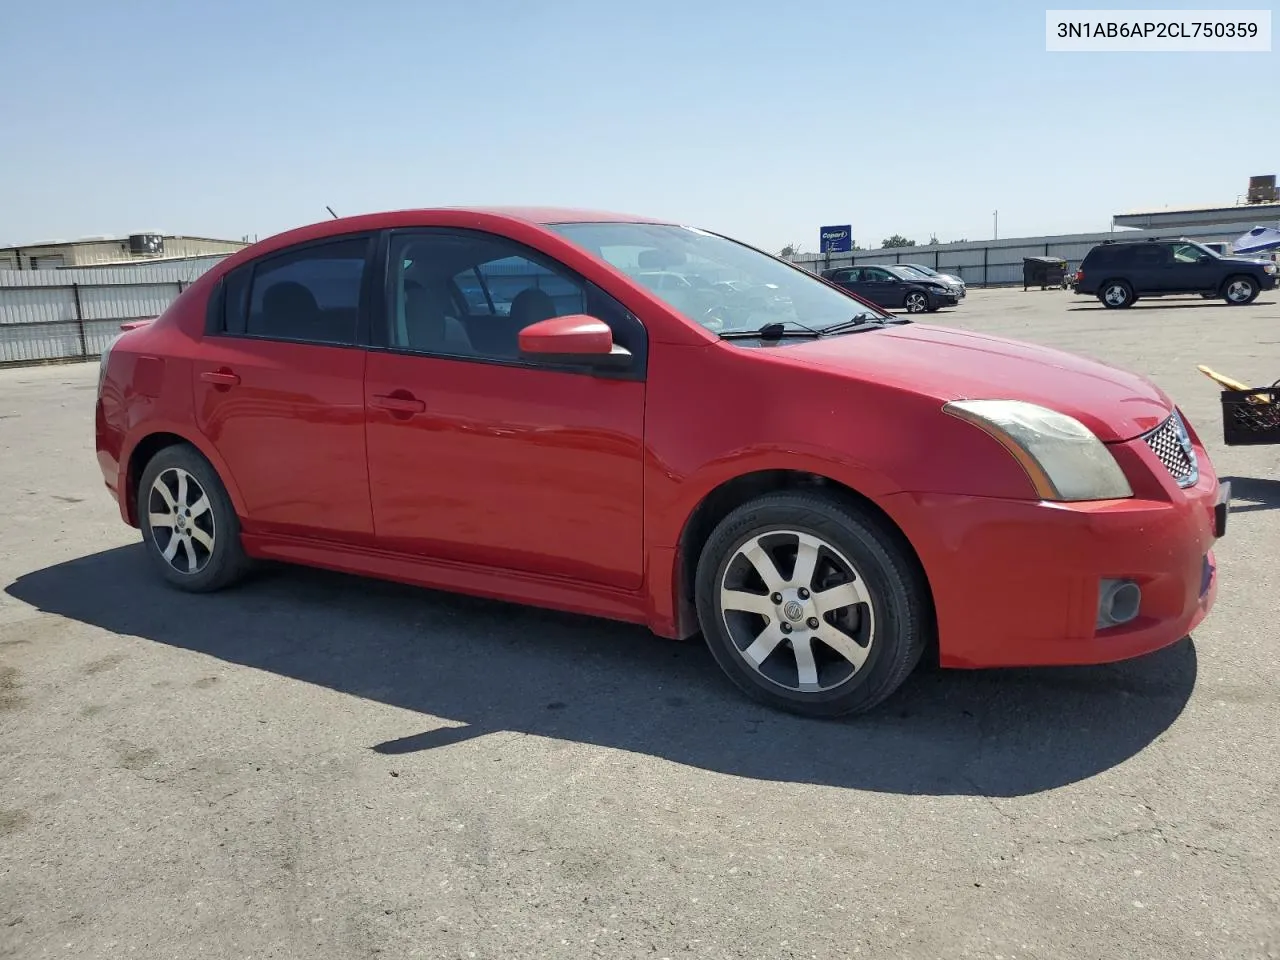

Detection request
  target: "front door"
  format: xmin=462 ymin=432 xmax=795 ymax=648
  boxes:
xmin=363 ymin=229 xmax=648 ymax=590
xmin=858 ymin=266 xmax=905 ymax=307
xmin=1168 ymin=242 xmax=1219 ymax=293
xmin=193 ymin=234 xmax=376 ymax=543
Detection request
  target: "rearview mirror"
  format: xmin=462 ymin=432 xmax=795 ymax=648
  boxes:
xmin=518 ymin=315 xmax=632 ymax=369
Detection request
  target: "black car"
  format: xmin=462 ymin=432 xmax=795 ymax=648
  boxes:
xmin=820 ymin=264 xmax=960 ymax=313
xmin=1074 ymin=238 xmax=1278 ymax=308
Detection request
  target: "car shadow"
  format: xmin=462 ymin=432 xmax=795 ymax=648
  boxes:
xmin=1224 ymin=476 xmax=1280 ymax=514
xmin=1067 ymin=300 xmax=1277 ymax=312
xmin=5 ymin=545 xmax=1199 ymax=798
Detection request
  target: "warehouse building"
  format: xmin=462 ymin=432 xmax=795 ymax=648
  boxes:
xmin=0 ymin=233 xmax=247 ymax=271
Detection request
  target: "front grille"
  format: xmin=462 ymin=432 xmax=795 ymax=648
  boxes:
xmin=1143 ymin=412 xmax=1198 ymax=488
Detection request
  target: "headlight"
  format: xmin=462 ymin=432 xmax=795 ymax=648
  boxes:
xmin=944 ymin=399 xmax=1133 ymax=501
xmin=1264 ymin=264 xmax=1276 ymax=274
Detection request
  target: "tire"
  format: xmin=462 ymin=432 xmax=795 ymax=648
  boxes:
xmin=904 ymin=291 xmax=929 ymax=314
xmin=694 ymin=491 xmax=930 ymax=717
xmin=1098 ymin=279 xmax=1134 ymax=308
xmin=1223 ymin=275 xmax=1259 ymax=305
xmin=137 ymin=443 xmax=249 ymax=592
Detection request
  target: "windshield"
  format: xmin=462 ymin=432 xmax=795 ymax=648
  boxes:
xmin=548 ymin=222 xmax=892 ymax=334
xmin=891 ymin=265 xmax=934 ymax=281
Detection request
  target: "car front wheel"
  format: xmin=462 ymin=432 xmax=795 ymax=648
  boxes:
xmin=1099 ymin=280 xmax=1134 ymax=308
xmin=694 ymin=492 xmax=930 ymax=717
xmin=1223 ymin=276 xmax=1259 ymax=305
xmin=904 ymin=291 xmax=929 ymax=313
xmin=137 ymin=443 xmax=249 ymax=592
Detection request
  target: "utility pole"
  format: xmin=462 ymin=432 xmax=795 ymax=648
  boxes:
xmin=993 ymin=210 xmax=999 ymax=240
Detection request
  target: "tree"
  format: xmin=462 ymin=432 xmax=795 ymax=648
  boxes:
xmin=882 ymin=234 xmax=916 ymax=249
xmin=779 ymin=243 xmax=799 ymax=259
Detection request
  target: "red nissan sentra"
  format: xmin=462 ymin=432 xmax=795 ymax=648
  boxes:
xmin=95 ymin=208 xmax=1230 ymax=716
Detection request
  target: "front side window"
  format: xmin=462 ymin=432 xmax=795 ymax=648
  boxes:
xmin=549 ymin=222 xmax=890 ymax=335
xmin=385 ymin=230 xmax=642 ymax=368
xmin=1172 ymin=242 xmax=1211 ymax=263
xmin=233 ymin=237 xmax=370 ymax=344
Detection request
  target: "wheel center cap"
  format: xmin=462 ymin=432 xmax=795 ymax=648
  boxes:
xmin=782 ymin=599 xmax=805 ymax=622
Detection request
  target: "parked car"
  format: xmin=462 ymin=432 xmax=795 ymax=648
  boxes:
xmin=96 ymin=207 xmax=1228 ymax=717
xmin=898 ymin=262 xmax=966 ymax=298
xmin=820 ymin=264 xmax=960 ymax=313
xmin=1074 ymin=238 xmax=1277 ymax=308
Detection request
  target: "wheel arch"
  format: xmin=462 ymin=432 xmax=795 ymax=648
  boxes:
xmin=1220 ymin=272 xmax=1260 ymax=301
xmin=121 ymin=425 xmax=245 ymax=527
xmin=671 ymin=468 xmax=937 ymax=660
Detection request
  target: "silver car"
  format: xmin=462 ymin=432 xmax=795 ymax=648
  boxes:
xmin=898 ymin=263 xmax=966 ymax=298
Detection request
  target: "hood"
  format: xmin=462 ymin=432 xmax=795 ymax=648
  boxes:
xmin=783 ymin=323 xmax=1172 ymax=442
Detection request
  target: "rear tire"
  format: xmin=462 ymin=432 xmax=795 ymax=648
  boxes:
xmin=137 ymin=444 xmax=249 ymax=593
xmin=1098 ymin=280 xmax=1134 ymax=308
xmin=694 ymin=491 xmax=929 ymax=717
xmin=1223 ymin=276 xmax=1259 ymax=305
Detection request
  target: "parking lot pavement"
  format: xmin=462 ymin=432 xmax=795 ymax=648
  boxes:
xmin=1 ymin=288 xmax=1278 ymax=960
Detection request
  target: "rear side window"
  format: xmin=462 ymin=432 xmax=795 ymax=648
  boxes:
xmin=1132 ymin=245 xmax=1169 ymax=266
xmin=216 ymin=237 xmax=371 ymax=345
xmin=1085 ymin=245 xmax=1135 ymax=266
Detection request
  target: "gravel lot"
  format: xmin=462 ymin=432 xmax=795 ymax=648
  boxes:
xmin=2 ymin=287 xmax=1278 ymax=959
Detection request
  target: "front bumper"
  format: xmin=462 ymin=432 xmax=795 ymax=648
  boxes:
xmin=930 ymin=292 xmax=961 ymax=308
xmin=881 ymin=442 xmax=1225 ymax=669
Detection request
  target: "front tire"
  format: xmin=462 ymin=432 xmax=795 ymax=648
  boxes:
xmin=1099 ymin=280 xmax=1134 ymax=308
xmin=904 ymin=291 xmax=929 ymax=314
xmin=1223 ymin=276 xmax=1259 ymax=305
xmin=137 ymin=444 xmax=249 ymax=592
xmin=694 ymin=492 xmax=930 ymax=717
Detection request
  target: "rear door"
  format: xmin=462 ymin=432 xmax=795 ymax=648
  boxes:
xmin=1130 ymin=243 xmax=1172 ymax=293
xmin=193 ymin=234 xmax=376 ymax=543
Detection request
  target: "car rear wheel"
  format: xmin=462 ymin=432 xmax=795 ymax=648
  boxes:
xmin=904 ymin=291 xmax=929 ymax=313
xmin=1099 ymin=280 xmax=1134 ymax=308
xmin=694 ymin=492 xmax=929 ymax=717
xmin=1223 ymin=276 xmax=1259 ymax=305
xmin=137 ymin=444 xmax=249 ymax=592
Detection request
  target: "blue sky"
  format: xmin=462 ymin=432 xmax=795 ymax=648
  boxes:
xmin=2 ymin=0 xmax=1277 ymax=252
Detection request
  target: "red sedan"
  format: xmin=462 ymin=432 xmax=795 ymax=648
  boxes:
xmin=95 ymin=208 xmax=1230 ymax=716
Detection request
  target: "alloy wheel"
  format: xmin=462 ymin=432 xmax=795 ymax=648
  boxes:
xmin=1103 ymin=284 xmax=1129 ymax=306
xmin=147 ymin=467 xmax=216 ymax=575
xmin=905 ymin=293 xmax=928 ymax=313
xmin=719 ymin=530 xmax=875 ymax=693
xmin=1226 ymin=279 xmax=1255 ymax=303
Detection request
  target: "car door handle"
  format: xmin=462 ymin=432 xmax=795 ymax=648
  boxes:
xmin=199 ymin=369 xmax=240 ymax=387
xmin=371 ymin=393 xmax=426 ymax=414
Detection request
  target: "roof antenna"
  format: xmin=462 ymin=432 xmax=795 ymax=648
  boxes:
xmin=325 ymin=206 xmax=339 ymax=219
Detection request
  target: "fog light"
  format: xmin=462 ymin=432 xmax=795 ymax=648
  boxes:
xmin=1097 ymin=578 xmax=1141 ymax=629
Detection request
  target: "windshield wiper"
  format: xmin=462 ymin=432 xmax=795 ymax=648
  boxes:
xmin=719 ymin=320 xmax=822 ymax=340
xmin=818 ymin=312 xmax=903 ymax=337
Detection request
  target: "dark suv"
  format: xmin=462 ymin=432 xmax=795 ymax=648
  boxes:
xmin=1074 ymin=238 xmax=1278 ymax=308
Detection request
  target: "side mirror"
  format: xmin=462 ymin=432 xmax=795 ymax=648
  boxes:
xmin=518 ymin=315 xmax=632 ymax=369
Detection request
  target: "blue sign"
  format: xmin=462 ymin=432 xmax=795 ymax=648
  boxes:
xmin=820 ymin=225 xmax=852 ymax=253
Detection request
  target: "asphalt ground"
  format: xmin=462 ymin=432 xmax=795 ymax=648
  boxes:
xmin=1 ymin=285 xmax=1278 ymax=959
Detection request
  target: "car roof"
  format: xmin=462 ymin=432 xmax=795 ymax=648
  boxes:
xmin=210 ymin=207 xmax=681 ymax=276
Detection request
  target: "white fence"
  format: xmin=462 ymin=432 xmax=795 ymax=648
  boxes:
xmin=0 ymin=258 xmax=227 ymax=364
